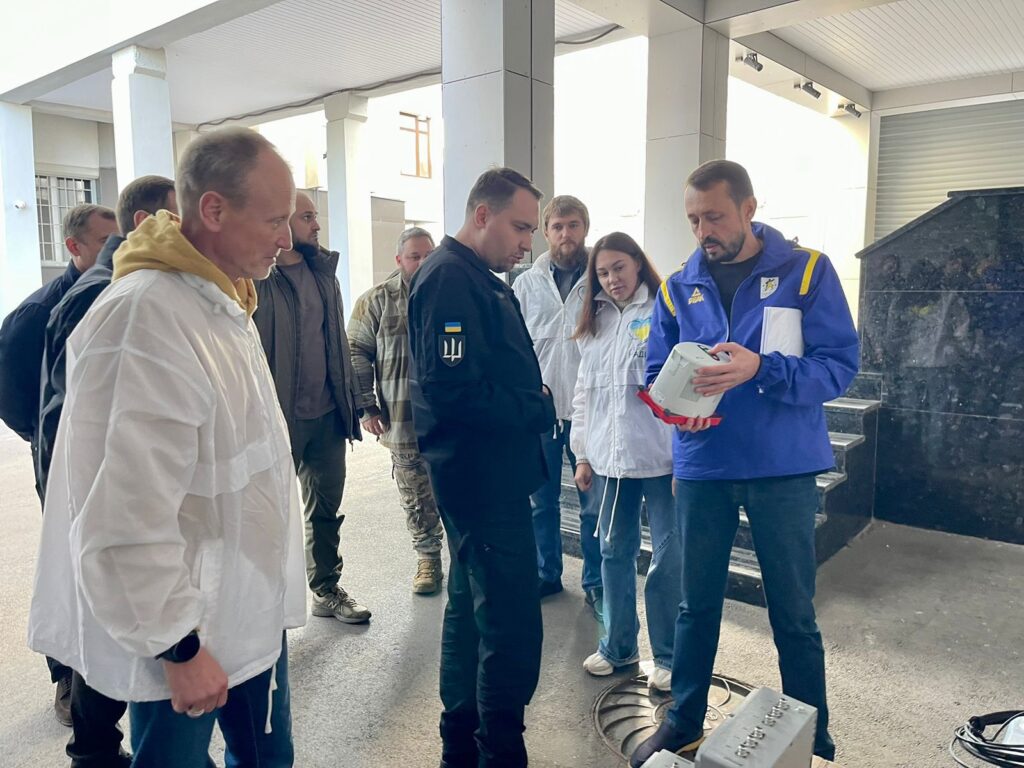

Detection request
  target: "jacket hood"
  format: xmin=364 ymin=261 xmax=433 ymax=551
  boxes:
xmin=112 ymin=210 xmax=258 ymax=317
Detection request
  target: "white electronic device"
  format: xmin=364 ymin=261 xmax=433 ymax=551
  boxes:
xmin=647 ymin=342 xmax=731 ymax=420
xmin=640 ymin=688 xmax=817 ymax=768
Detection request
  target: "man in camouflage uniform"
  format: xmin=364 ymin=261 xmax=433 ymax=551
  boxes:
xmin=348 ymin=227 xmax=445 ymax=594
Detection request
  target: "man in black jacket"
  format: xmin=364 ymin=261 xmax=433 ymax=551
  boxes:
xmin=253 ymin=191 xmax=369 ymax=624
xmin=409 ymin=168 xmax=556 ymax=768
xmin=0 ymin=202 xmax=116 ymax=727
xmin=36 ymin=175 xmax=176 ymax=768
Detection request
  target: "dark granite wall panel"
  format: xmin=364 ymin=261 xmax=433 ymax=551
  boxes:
xmin=875 ymin=409 xmax=1024 ymax=543
xmin=858 ymin=188 xmax=1024 ymax=543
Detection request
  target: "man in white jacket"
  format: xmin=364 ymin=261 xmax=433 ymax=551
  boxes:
xmin=28 ymin=127 xmax=307 ymax=766
xmin=512 ymin=195 xmax=603 ymax=616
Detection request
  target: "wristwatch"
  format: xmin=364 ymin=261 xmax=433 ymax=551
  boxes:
xmin=156 ymin=630 xmax=201 ymax=663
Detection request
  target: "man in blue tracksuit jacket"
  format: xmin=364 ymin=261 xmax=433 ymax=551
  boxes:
xmin=631 ymin=160 xmax=858 ymax=766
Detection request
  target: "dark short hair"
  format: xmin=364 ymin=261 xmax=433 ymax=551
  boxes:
xmin=176 ymin=127 xmax=278 ymax=218
xmin=686 ymin=160 xmax=755 ymax=207
xmin=62 ymin=204 xmax=116 ymax=242
xmin=116 ymin=175 xmax=176 ymax=235
xmin=465 ymin=167 xmax=543 ymax=218
xmin=542 ymin=195 xmax=590 ymax=232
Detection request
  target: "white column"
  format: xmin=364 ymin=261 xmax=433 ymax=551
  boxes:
xmin=441 ymin=0 xmax=554 ymax=257
xmin=324 ymin=92 xmax=371 ymax=316
xmin=644 ymin=25 xmax=730 ymax=276
xmin=0 ymin=102 xmax=41 ymax=316
xmin=111 ymin=46 xmax=174 ymax=189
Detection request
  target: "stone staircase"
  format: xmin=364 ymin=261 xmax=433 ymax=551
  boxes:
xmin=559 ymin=374 xmax=881 ymax=607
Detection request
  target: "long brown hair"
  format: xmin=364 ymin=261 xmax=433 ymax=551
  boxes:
xmin=574 ymin=232 xmax=662 ymax=338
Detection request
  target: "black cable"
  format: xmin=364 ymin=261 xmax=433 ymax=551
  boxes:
xmin=196 ymin=24 xmax=624 ymax=129
xmin=949 ymin=712 xmax=1024 ymax=767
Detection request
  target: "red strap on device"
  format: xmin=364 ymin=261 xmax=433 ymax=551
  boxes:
xmin=636 ymin=389 xmax=722 ymax=427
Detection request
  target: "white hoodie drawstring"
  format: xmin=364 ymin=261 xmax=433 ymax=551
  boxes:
xmin=604 ymin=478 xmax=622 ymax=545
xmin=265 ymin=662 xmax=278 ymax=734
xmin=594 ymin=475 xmax=611 ymax=538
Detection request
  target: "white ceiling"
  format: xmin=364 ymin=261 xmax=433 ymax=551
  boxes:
xmin=774 ymin=0 xmax=1024 ymax=91
xmin=35 ymin=0 xmax=1024 ymax=125
xmin=36 ymin=0 xmax=615 ymax=125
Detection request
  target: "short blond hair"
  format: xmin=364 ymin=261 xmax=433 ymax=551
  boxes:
xmin=542 ymin=195 xmax=589 ymax=232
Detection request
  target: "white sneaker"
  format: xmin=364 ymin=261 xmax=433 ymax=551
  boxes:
xmin=583 ymin=652 xmax=614 ymax=676
xmin=647 ymin=666 xmax=672 ymax=692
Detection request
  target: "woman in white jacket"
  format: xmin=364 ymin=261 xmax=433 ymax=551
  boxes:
xmin=571 ymin=232 xmax=679 ymax=691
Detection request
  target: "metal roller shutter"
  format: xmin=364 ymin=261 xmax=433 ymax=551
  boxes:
xmin=874 ymin=99 xmax=1024 ymax=241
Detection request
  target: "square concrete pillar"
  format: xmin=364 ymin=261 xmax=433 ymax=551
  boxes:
xmin=324 ymin=92 xmax=371 ymax=316
xmin=111 ymin=46 xmax=175 ymax=189
xmin=0 ymin=102 xmax=41 ymax=316
xmin=644 ymin=25 xmax=730 ymax=276
xmin=441 ymin=0 xmax=554 ymax=258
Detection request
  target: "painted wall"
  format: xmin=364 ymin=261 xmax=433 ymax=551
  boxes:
xmin=32 ymin=113 xmax=101 ymax=177
xmin=726 ymin=78 xmax=869 ymax=321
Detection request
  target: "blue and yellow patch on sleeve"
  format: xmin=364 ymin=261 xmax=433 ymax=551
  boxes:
xmin=444 ymin=322 xmax=462 ymax=334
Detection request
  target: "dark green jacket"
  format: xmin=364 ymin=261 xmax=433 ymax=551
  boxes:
xmin=254 ymin=246 xmax=361 ymax=442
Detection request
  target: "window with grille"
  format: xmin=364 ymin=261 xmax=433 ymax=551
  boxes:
xmin=400 ymin=112 xmax=432 ymax=179
xmin=35 ymin=174 xmax=96 ymax=264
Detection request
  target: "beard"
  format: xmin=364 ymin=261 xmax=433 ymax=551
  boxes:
xmin=293 ymin=240 xmax=319 ymax=261
xmin=550 ymin=241 xmax=587 ymax=270
xmin=702 ymin=232 xmax=746 ymax=263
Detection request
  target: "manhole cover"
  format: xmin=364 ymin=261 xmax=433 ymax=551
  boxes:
xmin=592 ymin=669 xmax=754 ymax=761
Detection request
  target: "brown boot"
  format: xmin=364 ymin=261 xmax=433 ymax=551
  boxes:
xmin=413 ymin=558 xmax=443 ymax=595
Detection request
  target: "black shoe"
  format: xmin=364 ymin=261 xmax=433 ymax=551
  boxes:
xmin=629 ymin=721 xmax=704 ymax=768
xmin=584 ymin=586 xmax=604 ymax=622
xmin=54 ymin=673 xmax=73 ymax=727
xmin=538 ymin=579 xmax=563 ymax=599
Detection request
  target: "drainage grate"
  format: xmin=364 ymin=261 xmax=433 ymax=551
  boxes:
xmin=592 ymin=672 xmax=754 ymax=761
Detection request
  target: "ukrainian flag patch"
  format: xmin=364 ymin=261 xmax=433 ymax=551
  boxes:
xmin=444 ymin=322 xmax=462 ymax=334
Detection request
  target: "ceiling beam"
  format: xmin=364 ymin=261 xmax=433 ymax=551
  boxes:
xmin=736 ymin=30 xmax=872 ymax=107
xmin=1 ymin=0 xmax=278 ymax=104
xmin=872 ymin=71 xmax=1024 ymax=116
xmin=568 ymin=0 xmax=702 ymax=36
xmin=706 ymin=0 xmax=899 ymax=37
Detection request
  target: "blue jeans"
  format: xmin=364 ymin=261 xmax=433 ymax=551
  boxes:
xmin=668 ymin=476 xmax=835 ymax=761
xmin=129 ymin=634 xmax=293 ymax=767
xmin=592 ymin=474 xmax=679 ymax=669
xmin=531 ymin=420 xmax=601 ymax=590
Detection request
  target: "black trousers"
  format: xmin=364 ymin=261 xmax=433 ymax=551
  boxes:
xmin=437 ymin=498 xmax=543 ymax=768
xmin=67 ymin=672 xmax=129 ymax=767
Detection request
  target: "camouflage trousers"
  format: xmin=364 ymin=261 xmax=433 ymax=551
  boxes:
xmin=391 ymin=449 xmax=444 ymax=557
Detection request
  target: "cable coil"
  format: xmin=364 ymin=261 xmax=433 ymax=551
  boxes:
xmin=950 ymin=711 xmax=1024 ymax=767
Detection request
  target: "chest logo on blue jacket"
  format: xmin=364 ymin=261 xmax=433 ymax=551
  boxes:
xmin=760 ymin=276 xmax=779 ymax=299
xmin=439 ymin=335 xmax=465 ymax=367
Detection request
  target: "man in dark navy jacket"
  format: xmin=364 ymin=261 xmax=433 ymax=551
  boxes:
xmin=0 ymin=203 xmax=116 ymax=727
xmin=409 ymin=167 xmax=556 ymax=768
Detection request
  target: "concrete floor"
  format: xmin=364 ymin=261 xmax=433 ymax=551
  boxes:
xmin=2 ymin=425 xmax=1022 ymax=767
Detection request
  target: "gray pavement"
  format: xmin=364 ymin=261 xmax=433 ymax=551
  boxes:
xmin=2 ymin=424 xmax=1022 ymax=767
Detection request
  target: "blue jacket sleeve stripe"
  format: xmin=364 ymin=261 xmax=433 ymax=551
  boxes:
xmin=797 ymin=248 xmax=823 ymax=296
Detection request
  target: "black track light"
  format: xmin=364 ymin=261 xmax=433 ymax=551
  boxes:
xmin=741 ymin=52 xmax=763 ymax=72
xmin=840 ymin=103 xmax=862 ymax=118
xmin=795 ymin=81 xmax=821 ymax=99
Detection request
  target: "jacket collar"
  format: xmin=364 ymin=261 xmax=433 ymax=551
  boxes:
xmin=681 ymin=222 xmax=798 ymax=284
xmin=95 ymin=234 xmax=126 ymax=271
xmin=595 ymin=281 xmax=651 ymax=309
xmin=442 ymin=235 xmax=508 ymax=287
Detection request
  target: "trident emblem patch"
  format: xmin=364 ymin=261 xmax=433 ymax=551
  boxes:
xmin=439 ymin=334 xmax=465 ymax=367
